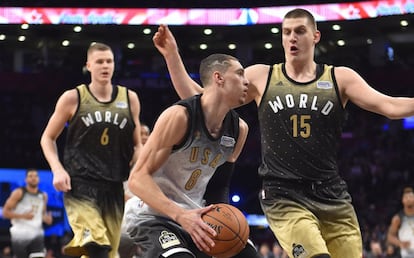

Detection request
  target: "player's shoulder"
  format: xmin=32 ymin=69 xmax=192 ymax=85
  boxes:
xmin=8 ymin=187 xmax=24 ymax=200
xmin=391 ymin=211 xmax=404 ymax=222
xmin=60 ymin=85 xmax=84 ymax=98
xmin=42 ymin=191 xmax=48 ymax=199
xmin=246 ymin=63 xmax=271 ymax=73
xmin=165 ymin=104 xmax=188 ymax=117
xmin=238 ymin=117 xmax=248 ymax=131
xmin=157 ymin=105 xmax=189 ymax=128
xmin=333 ymin=65 xmax=358 ymax=75
xmin=119 ymin=85 xmax=139 ymax=100
xmin=332 ymin=65 xmax=361 ymax=84
xmin=58 ymin=88 xmax=79 ymax=106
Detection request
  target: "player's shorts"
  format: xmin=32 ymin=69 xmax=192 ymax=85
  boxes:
xmin=128 ymin=215 xmax=210 ymax=258
xmin=11 ymin=235 xmax=45 ymax=258
xmin=260 ymin=194 xmax=362 ymax=258
xmin=118 ymin=232 xmax=138 ymax=258
xmin=63 ymin=179 xmax=124 ymax=258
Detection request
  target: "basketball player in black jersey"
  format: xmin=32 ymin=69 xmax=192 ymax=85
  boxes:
xmin=40 ymin=42 xmax=142 ymax=258
xmin=153 ymin=9 xmax=414 ymax=258
xmin=126 ymin=53 xmax=260 ymax=258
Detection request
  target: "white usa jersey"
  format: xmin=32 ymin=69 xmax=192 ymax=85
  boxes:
xmin=138 ymin=94 xmax=240 ymax=217
xmin=10 ymin=188 xmax=45 ymax=240
xmin=398 ymin=211 xmax=414 ymax=258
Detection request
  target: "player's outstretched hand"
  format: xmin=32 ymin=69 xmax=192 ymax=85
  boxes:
xmin=153 ymin=24 xmax=179 ymax=57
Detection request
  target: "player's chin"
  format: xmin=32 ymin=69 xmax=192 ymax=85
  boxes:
xmin=238 ymin=97 xmax=247 ymax=105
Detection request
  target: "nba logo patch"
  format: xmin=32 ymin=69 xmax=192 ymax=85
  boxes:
xmin=292 ymin=243 xmax=307 ymax=258
xmin=116 ymin=101 xmax=128 ymax=108
xmin=159 ymin=231 xmax=181 ymax=249
xmin=316 ymin=81 xmax=332 ymax=89
xmin=220 ymin=136 xmax=235 ymax=147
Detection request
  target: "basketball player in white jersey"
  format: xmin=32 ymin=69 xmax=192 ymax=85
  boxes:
xmin=3 ymin=168 xmax=53 ymax=258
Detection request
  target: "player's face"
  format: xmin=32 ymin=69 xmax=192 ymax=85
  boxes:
xmin=87 ymin=50 xmax=114 ymax=84
xmin=282 ymin=17 xmax=320 ymax=63
xmin=25 ymin=171 xmax=39 ymax=188
xmin=403 ymin=192 xmax=414 ymax=208
xmin=222 ymin=60 xmax=249 ymax=107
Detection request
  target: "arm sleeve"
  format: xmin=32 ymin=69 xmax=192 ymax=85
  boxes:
xmin=203 ymin=162 xmax=235 ymax=205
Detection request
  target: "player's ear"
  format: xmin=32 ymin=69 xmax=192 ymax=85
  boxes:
xmin=213 ymin=71 xmax=224 ymax=87
xmin=314 ymin=29 xmax=321 ymax=44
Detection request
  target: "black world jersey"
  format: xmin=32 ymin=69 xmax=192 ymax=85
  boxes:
xmin=258 ymin=63 xmax=346 ymax=181
xmin=63 ymin=84 xmax=135 ymax=182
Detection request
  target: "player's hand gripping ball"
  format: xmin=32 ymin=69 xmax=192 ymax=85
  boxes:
xmin=202 ymin=203 xmax=250 ymax=258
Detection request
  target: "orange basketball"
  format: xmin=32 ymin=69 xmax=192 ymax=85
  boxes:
xmin=201 ymin=203 xmax=250 ymax=258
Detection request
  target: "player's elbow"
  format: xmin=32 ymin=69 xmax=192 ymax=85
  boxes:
xmin=127 ymin=172 xmax=143 ymax=197
xmin=382 ymin=110 xmax=405 ymax=120
xmin=2 ymin=209 xmax=12 ymax=219
xmin=40 ymin=133 xmax=49 ymax=150
xmin=377 ymin=99 xmax=409 ymax=120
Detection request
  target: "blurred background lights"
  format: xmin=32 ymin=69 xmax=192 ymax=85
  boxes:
xmin=73 ymin=25 xmax=82 ymax=32
xmin=231 ymin=194 xmax=241 ymax=203
xmin=228 ymin=43 xmax=236 ymax=49
xmin=127 ymin=42 xmax=135 ymax=49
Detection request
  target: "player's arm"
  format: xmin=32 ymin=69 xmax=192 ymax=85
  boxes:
xmin=154 ymin=25 xmax=263 ymax=106
xmin=42 ymin=192 xmax=53 ymax=225
xmin=244 ymin=64 xmax=271 ymax=105
xmin=2 ymin=189 xmax=29 ymax=220
xmin=153 ymin=24 xmax=203 ymax=98
xmin=336 ymin=66 xmax=414 ymax=119
xmin=128 ymin=105 xmax=217 ymax=251
xmin=128 ymin=89 xmax=143 ymax=166
xmin=204 ymin=118 xmax=249 ymax=205
xmin=40 ymin=89 xmax=77 ymax=192
xmin=387 ymin=214 xmax=409 ymax=249
xmin=227 ymin=118 xmax=249 ymax=163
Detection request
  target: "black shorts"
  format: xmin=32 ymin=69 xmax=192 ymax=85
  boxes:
xmin=11 ymin=235 xmax=45 ymax=258
xmin=130 ymin=216 xmax=210 ymax=258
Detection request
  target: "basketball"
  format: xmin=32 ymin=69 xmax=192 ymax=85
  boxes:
xmin=201 ymin=203 xmax=250 ymax=258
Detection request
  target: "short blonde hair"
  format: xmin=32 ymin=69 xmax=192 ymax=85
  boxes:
xmin=87 ymin=42 xmax=112 ymax=57
xmin=283 ymin=8 xmax=317 ymax=31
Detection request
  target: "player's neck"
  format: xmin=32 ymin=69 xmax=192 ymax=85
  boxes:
xmin=285 ymin=60 xmax=317 ymax=82
xmin=89 ymin=82 xmax=113 ymax=102
xmin=25 ymin=185 xmax=38 ymax=194
xmin=204 ymin=114 xmax=223 ymax=138
xmin=200 ymin=94 xmax=227 ymax=138
xmin=404 ymin=206 xmax=414 ymax=216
